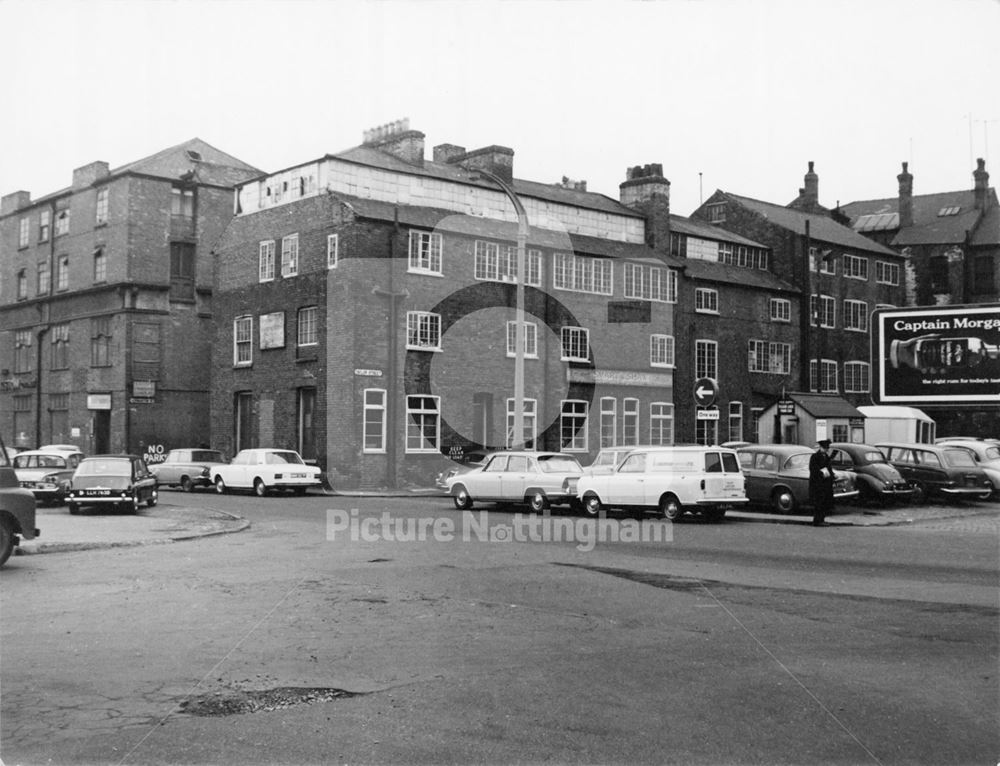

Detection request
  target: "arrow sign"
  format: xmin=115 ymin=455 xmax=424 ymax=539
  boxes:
xmin=693 ymin=377 xmax=719 ymax=407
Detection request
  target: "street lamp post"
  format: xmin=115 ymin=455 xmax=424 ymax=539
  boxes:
xmin=475 ymin=169 xmax=528 ymax=450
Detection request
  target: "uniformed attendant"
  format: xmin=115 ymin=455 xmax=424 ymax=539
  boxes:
xmin=808 ymin=439 xmax=835 ymax=526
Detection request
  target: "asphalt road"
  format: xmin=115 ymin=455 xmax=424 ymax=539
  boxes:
xmin=2 ymin=492 xmax=997 ymax=765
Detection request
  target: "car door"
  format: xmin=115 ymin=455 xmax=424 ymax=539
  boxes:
xmin=607 ymin=452 xmax=647 ymax=506
xmin=466 ymin=454 xmax=507 ymax=499
xmin=912 ymin=449 xmax=946 ymax=489
xmin=500 ymin=454 xmax=531 ymax=501
xmin=744 ymin=451 xmax=777 ymax=503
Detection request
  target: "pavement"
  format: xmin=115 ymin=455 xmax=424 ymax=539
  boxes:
xmin=12 ymin=488 xmax=997 ymax=557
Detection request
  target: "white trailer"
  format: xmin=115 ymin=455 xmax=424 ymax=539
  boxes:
xmin=858 ymin=406 xmax=936 ymax=444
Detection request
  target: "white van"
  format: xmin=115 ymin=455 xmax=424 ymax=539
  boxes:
xmin=574 ymin=445 xmax=748 ymax=522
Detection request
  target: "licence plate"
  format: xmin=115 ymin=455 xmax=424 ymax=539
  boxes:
xmin=86 ymin=489 xmax=112 ymax=496
xmin=291 ymin=473 xmax=306 ymax=478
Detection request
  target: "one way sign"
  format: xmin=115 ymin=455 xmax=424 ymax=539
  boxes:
xmin=693 ymin=377 xmax=719 ymax=407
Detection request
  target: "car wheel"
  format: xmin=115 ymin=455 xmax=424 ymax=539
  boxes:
xmin=0 ymin=518 xmax=15 ymax=568
xmin=123 ymin=494 xmax=139 ymax=514
xmin=453 ymin=485 xmax=473 ymax=510
xmin=147 ymin=489 xmax=158 ymax=508
xmin=582 ymin=493 xmax=602 ymax=517
xmin=68 ymin=503 xmax=79 ymax=515
xmin=215 ymin=476 xmax=226 ymax=495
xmin=771 ymin=488 xmax=796 ymax=513
xmin=293 ymin=487 xmax=307 ymax=496
xmin=660 ymin=494 xmax=683 ymax=521
xmin=528 ymin=491 xmax=548 ymax=513
xmin=180 ymin=476 xmax=194 ymax=493
xmin=253 ymin=478 xmax=267 ymax=497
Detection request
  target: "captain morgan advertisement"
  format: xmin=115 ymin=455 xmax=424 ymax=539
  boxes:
xmin=874 ymin=304 xmax=1000 ymax=404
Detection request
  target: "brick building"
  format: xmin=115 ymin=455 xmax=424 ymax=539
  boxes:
xmin=0 ymin=139 xmax=261 ymax=458
xmin=211 ymin=122 xmax=684 ymax=488
xmin=666 ymin=215 xmax=799 ymax=444
xmin=690 ymin=163 xmax=909 ymax=411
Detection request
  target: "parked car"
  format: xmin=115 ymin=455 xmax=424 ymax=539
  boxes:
xmin=66 ymin=454 xmax=158 ymax=514
xmin=737 ymin=444 xmax=859 ymax=513
xmin=874 ymin=442 xmax=993 ymax=504
xmin=434 ymin=449 xmax=491 ymax=491
xmin=582 ymin=446 xmax=641 ymax=476
xmin=211 ymin=449 xmax=322 ymax=496
xmin=576 ymin=445 xmax=748 ymax=521
xmin=39 ymin=444 xmax=84 ymax=452
xmin=935 ymin=439 xmax=1000 ymax=499
xmin=0 ymin=436 xmax=38 ymax=567
xmin=151 ymin=448 xmax=227 ymax=492
xmin=829 ymin=443 xmax=914 ymax=504
xmin=445 ymin=451 xmax=583 ymax=512
xmin=12 ymin=449 xmax=85 ymax=505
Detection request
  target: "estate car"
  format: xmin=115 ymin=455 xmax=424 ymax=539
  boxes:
xmin=445 ymin=451 xmax=583 ymax=511
xmin=875 ymin=442 xmax=993 ymax=503
xmin=737 ymin=444 xmax=859 ymax=513
xmin=151 ymin=448 xmax=227 ymax=492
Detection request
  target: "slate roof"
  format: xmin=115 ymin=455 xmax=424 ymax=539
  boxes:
xmin=787 ymin=392 xmax=865 ymax=418
xmin=678 ymin=257 xmax=798 ymax=293
xmin=341 ymin=196 xmax=681 ymax=266
xmin=331 ymin=145 xmax=642 ymax=220
xmin=669 ymin=214 xmax=767 ymax=248
xmin=840 ymin=188 xmax=1000 ymax=247
xmin=721 ymin=191 xmax=900 ymax=257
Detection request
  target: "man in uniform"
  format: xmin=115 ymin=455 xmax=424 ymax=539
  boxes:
xmin=808 ymin=439 xmax=835 ymax=526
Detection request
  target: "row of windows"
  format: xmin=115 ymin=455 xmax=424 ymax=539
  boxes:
xmin=810 ymin=359 xmax=871 ymax=393
xmin=15 ymin=188 xmax=193 ymax=249
xmin=810 ymin=295 xmax=878 ymax=331
xmin=810 ymin=247 xmax=901 ymax=285
xmin=361 ymin=392 xmax=677 ymax=454
xmin=233 ymin=307 xmax=318 ymax=365
xmin=12 ymin=318 xmax=112 ymax=373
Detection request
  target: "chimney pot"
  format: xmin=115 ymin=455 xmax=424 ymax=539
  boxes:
xmin=898 ymin=161 xmax=914 ymax=227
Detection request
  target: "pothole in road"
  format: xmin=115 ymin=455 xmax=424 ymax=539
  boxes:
xmin=179 ymin=687 xmax=361 ymax=716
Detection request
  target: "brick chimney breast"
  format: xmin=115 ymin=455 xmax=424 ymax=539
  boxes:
xmin=72 ymin=161 xmax=110 ymax=189
xmin=1 ymin=190 xmax=32 ymax=215
xmin=898 ymin=161 xmax=914 ymax=227
xmin=433 ymin=144 xmax=466 ymax=164
xmin=454 ymin=145 xmax=515 ymax=184
xmin=619 ymin=163 xmax=671 ymax=251
xmin=362 ymin=119 xmax=426 ymax=167
xmin=974 ymin=157 xmax=990 ymax=211
xmin=803 ymin=161 xmax=819 ymax=208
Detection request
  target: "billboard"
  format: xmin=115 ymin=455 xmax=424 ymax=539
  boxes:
xmin=871 ymin=304 xmax=1000 ymax=404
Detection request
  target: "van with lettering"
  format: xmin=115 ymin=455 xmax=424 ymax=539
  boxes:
xmin=574 ymin=445 xmax=748 ymax=522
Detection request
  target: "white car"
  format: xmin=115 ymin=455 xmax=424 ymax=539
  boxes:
xmin=576 ymin=445 xmax=749 ymax=521
xmin=445 ymin=451 xmax=583 ymax=512
xmin=211 ymin=449 xmax=322 ymax=497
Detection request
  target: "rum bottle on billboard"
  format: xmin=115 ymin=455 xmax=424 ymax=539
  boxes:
xmin=890 ymin=337 xmax=1000 ymax=372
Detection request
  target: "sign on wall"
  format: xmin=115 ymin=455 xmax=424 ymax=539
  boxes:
xmin=259 ymin=312 xmax=285 ymax=349
xmin=871 ymin=304 xmax=1000 ymax=405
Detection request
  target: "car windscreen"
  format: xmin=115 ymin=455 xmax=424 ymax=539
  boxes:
xmin=76 ymin=459 xmax=131 ymax=476
xmin=943 ymin=449 xmax=977 ymax=468
xmin=263 ymin=452 xmax=305 ymax=465
xmin=537 ymin=455 xmax=582 ymax=473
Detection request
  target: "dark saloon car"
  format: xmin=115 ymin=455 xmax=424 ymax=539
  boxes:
xmin=67 ymin=455 xmax=158 ymax=514
xmin=829 ymin=443 xmax=914 ymax=504
xmin=875 ymin=442 xmax=992 ymax=504
xmin=150 ymin=448 xmax=226 ymax=492
xmin=737 ymin=444 xmax=858 ymax=513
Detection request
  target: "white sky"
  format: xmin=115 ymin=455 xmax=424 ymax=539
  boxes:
xmin=2 ymin=0 xmax=998 ymax=216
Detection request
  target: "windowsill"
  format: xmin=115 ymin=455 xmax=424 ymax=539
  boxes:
xmin=406 ymin=345 xmax=442 ymax=352
xmin=506 ymin=354 xmax=539 ymax=360
xmin=407 ymin=269 xmax=445 ymax=278
xmin=696 ymin=309 xmax=720 ymax=315
xmin=561 ymin=357 xmax=590 ymax=363
xmin=770 ymin=318 xmax=791 ymax=323
xmin=296 ymin=356 xmax=317 ymax=364
xmin=650 ymin=363 xmax=675 ymax=369
xmin=844 ymin=275 xmax=868 ymax=281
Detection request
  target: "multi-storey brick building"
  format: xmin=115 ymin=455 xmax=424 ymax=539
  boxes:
xmin=666 ymin=215 xmax=799 ymax=444
xmin=212 ymin=122 xmax=684 ymax=488
xmin=0 ymin=139 xmax=261 ymax=457
xmin=690 ymin=163 xmax=909 ymax=411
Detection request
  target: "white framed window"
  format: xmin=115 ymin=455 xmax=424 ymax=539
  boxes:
xmin=876 ymin=261 xmax=900 ymax=285
xmin=844 ymin=361 xmax=870 ymax=393
xmin=406 ymin=311 xmax=442 ymax=351
xmin=811 ymin=294 xmax=836 ymax=328
xmin=695 ymin=288 xmax=719 ymax=313
xmin=18 ymin=217 xmax=29 ymax=247
xmin=14 ymin=329 xmax=33 ymax=373
xmin=234 ymin=316 xmax=253 ymax=367
xmin=843 ymin=254 xmax=869 ymax=280
xmin=561 ymin=400 xmax=589 ymax=452
xmin=56 ymin=255 xmax=69 ymax=291
xmin=474 ymin=240 xmax=500 ymax=280
xmin=510 ymin=247 xmax=542 ymax=286
xmin=408 ymin=230 xmax=442 ymax=275
xmin=327 ymin=234 xmax=339 ymax=269
xmin=50 ymin=323 xmax=70 ymax=370
xmin=281 ymin=234 xmax=299 ymax=277
xmin=297 ymin=306 xmax=318 ymax=346
xmin=770 ymin=298 xmax=791 ymax=322
xmin=560 ymin=326 xmax=590 ymax=362
xmin=55 ymin=209 xmax=70 ymax=237
xmin=16 ymin=269 xmax=27 ymax=300
xmin=748 ymin=340 xmax=791 ymax=375
xmin=506 ymin=321 xmax=538 ymax=358
xmin=622 ymin=398 xmax=639 ymax=446
xmin=810 ymin=359 xmax=838 ymax=393
xmin=811 ymin=247 xmax=836 ymax=275
xmin=363 ymin=389 xmax=387 ymax=453
xmin=406 ymin=395 xmax=440 ymax=453
xmin=93 ymin=248 xmax=106 ymax=283
xmin=695 ymin=339 xmax=718 ymax=380
xmin=728 ymin=402 xmax=743 ymax=443
xmin=624 ymin=262 xmax=671 ymax=302
xmin=844 ymin=299 xmax=869 ymax=332
xmin=650 ymin=402 xmax=674 ymax=446
xmin=259 ymin=240 xmax=275 ymax=281
xmin=39 ymin=210 xmax=50 ymax=242
xmin=475 ymin=243 xmax=542 ymax=285
xmin=650 ymin=334 xmax=675 ymax=367
xmin=696 ymin=412 xmax=718 ymax=446
xmin=600 ymin=398 xmax=617 ymax=448
xmin=95 ymin=188 xmax=109 ymax=224
xmin=37 ymin=262 xmax=50 ymax=294
xmin=552 ymin=253 xmax=612 ymax=295
xmin=506 ymin=398 xmax=537 ymax=449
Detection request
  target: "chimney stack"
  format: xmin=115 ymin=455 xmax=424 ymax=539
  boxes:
xmin=974 ymin=157 xmax=990 ymax=211
xmin=433 ymin=144 xmax=466 ymax=164
xmin=1 ymin=190 xmax=32 ymax=216
xmin=803 ymin=161 xmax=819 ymax=209
xmin=619 ymin=164 xmax=671 ymax=251
xmin=72 ymin=161 xmax=110 ymax=189
xmin=362 ymin=118 xmax=425 ymax=167
xmin=897 ymin=162 xmax=914 ymax=228
xmin=557 ymin=176 xmax=587 ymax=192
xmin=444 ymin=145 xmax=515 ymax=184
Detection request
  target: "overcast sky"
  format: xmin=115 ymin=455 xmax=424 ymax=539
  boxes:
xmin=2 ymin=0 xmax=998 ymax=217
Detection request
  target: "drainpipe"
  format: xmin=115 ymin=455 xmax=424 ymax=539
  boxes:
xmin=34 ymin=325 xmax=49 ymax=448
xmin=800 ymin=220 xmax=812 ymax=392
